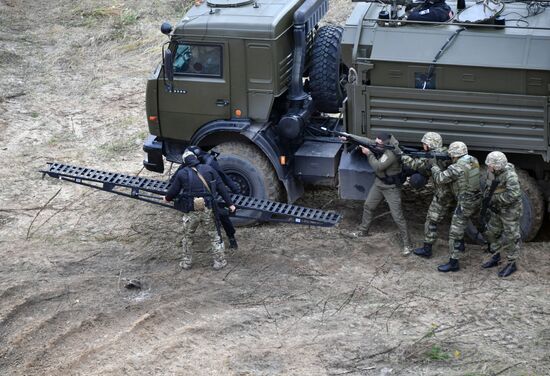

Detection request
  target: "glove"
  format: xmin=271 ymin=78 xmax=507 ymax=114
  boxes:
xmin=393 ymin=145 xmax=403 ymax=156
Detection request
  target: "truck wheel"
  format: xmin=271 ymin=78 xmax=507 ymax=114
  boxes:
xmin=516 ymin=169 xmax=544 ymax=241
xmin=214 ymin=142 xmax=283 ymax=225
xmin=309 ymin=25 xmax=348 ymax=113
xmin=466 ymin=168 xmax=544 ymax=243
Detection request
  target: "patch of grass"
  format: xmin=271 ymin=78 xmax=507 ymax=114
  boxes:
xmin=30 ymin=111 xmax=39 ymax=118
xmin=426 ymin=345 xmax=450 ymax=361
xmin=99 ymin=138 xmax=137 ymax=154
xmin=81 ymin=6 xmax=121 ymax=19
xmin=119 ymin=9 xmax=140 ymax=27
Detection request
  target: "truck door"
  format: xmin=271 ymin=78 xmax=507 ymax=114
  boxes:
xmin=158 ymin=42 xmax=230 ymax=140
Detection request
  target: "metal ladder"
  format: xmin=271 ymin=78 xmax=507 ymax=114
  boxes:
xmin=41 ymin=162 xmax=341 ymax=227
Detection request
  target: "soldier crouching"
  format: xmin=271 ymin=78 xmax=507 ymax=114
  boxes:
xmin=164 ymin=150 xmax=236 ymax=270
xmin=481 ymin=151 xmax=522 ymax=277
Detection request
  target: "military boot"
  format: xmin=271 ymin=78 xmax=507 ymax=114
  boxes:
xmin=228 ymin=236 xmax=238 ymax=250
xmin=413 ymin=243 xmax=432 ymax=258
xmin=498 ymin=262 xmax=517 ymax=277
xmin=481 ymin=252 xmax=500 ymax=269
xmin=437 ymin=258 xmax=459 ymax=272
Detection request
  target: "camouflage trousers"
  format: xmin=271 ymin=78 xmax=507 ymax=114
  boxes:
xmin=359 ymin=183 xmax=411 ymax=247
xmin=485 ymin=205 xmax=522 ymax=262
xmin=424 ymin=190 xmax=455 ymax=245
xmin=449 ymin=199 xmax=480 ymax=259
xmin=181 ymin=209 xmax=225 ymax=267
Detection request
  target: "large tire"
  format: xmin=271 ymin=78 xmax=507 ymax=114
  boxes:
xmin=466 ymin=168 xmax=544 ymax=243
xmin=516 ymin=169 xmax=544 ymax=241
xmin=214 ymin=142 xmax=283 ymax=226
xmin=309 ymin=25 xmax=348 ymax=113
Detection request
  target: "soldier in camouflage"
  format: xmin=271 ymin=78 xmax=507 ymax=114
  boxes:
xmin=164 ymin=150 xmax=236 ymax=270
xmin=480 ymin=151 xmax=522 ymax=277
xmin=431 ymin=141 xmax=481 ymax=272
xmin=401 ymin=132 xmax=454 ymax=258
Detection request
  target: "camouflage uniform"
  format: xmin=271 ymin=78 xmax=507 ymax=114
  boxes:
xmin=355 ymin=135 xmax=412 ymax=252
xmin=181 ymin=209 xmax=226 ymax=268
xmin=401 ymin=132 xmax=454 ymax=245
xmin=484 ymin=161 xmax=523 ymax=262
xmin=431 ymin=147 xmax=481 ymax=260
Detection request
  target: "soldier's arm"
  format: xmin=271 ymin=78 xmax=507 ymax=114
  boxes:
xmin=497 ymin=172 xmax=522 ymax=205
xmin=165 ymin=173 xmax=183 ymax=201
xmin=367 ymin=151 xmax=397 ymax=174
xmin=401 ymin=155 xmax=429 ymax=172
xmin=431 ymin=164 xmax=461 ymax=185
xmin=211 ymin=170 xmax=234 ymax=206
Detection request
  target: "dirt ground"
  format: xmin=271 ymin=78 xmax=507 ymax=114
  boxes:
xmin=1 ymin=1 xmax=549 ymax=375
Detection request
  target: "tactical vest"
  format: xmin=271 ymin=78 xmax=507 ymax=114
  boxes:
xmin=174 ymin=168 xmax=211 ymax=212
xmin=452 ymin=155 xmax=481 ymax=198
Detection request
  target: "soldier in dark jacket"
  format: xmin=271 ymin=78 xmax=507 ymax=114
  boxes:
xmin=481 ymin=151 xmax=523 ymax=277
xmin=407 ymin=0 xmax=453 ymax=22
xmin=164 ymin=150 xmax=235 ymax=270
xmin=344 ymin=132 xmax=412 ymax=256
xmin=184 ymin=145 xmax=240 ymax=249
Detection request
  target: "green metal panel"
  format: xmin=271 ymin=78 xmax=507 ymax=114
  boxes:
xmin=364 ymin=86 xmax=549 ymax=161
xmin=174 ymin=0 xmax=303 ymax=40
xmin=145 ymin=66 xmax=160 ymax=136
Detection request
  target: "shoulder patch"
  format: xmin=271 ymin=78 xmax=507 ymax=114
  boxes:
xmin=380 ymin=154 xmax=388 ymax=163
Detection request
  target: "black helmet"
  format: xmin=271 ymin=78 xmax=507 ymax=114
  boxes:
xmin=409 ymin=173 xmax=427 ymax=189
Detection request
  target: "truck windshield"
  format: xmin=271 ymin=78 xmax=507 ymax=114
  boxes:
xmin=173 ymin=43 xmax=222 ymax=78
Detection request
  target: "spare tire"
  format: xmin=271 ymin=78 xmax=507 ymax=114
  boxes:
xmin=309 ymin=25 xmax=348 ymax=113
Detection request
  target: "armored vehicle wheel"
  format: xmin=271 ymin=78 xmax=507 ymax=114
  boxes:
xmin=214 ymin=142 xmax=283 ymax=226
xmin=309 ymin=25 xmax=348 ymax=113
xmin=466 ymin=168 xmax=544 ymax=243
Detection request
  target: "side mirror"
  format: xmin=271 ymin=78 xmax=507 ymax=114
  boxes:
xmin=164 ymin=48 xmax=174 ymax=92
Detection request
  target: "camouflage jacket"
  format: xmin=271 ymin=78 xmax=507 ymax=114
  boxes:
xmin=402 ymin=146 xmax=452 ymax=196
xmin=431 ymin=154 xmax=481 ymax=203
xmin=486 ymin=163 xmax=522 ymax=211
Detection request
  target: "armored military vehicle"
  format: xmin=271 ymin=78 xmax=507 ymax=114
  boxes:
xmin=143 ymin=0 xmax=549 ymax=240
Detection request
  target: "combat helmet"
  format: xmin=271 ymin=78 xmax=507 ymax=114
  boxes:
xmin=485 ymin=151 xmax=508 ymax=171
xmin=182 ymin=149 xmax=199 ymax=166
xmin=421 ymin=132 xmax=442 ymax=150
xmin=448 ymin=141 xmax=468 ymax=158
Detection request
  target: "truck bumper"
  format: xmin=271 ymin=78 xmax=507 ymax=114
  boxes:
xmin=143 ymin=135 xmax=164 ymax=173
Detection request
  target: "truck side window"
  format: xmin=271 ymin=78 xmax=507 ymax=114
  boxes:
xmin=173 ymin=44 xmax=222 ymax=77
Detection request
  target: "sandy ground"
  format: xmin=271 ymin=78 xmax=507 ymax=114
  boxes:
xmin=1 ymin=1 xmax=549 ymax=375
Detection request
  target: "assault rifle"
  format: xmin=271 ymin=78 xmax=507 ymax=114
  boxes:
xmin=320 ymin=127 xmax=394 ymax=157
xmin=401 ymin=149 xmax=451 ymax=161
xmin=479 ymin=178 xmax=500 ymax=233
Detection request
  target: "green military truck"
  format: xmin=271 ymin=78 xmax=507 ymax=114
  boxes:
xmin=142 ymin=0 xmax=549 ymax=240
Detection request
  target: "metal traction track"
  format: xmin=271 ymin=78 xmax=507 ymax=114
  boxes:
xmin=41 ymin=162 xmax=341 ymax=227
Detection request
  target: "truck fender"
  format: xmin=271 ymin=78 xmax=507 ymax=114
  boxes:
xmin=190 ymin=120 xmax=304 ymax=203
